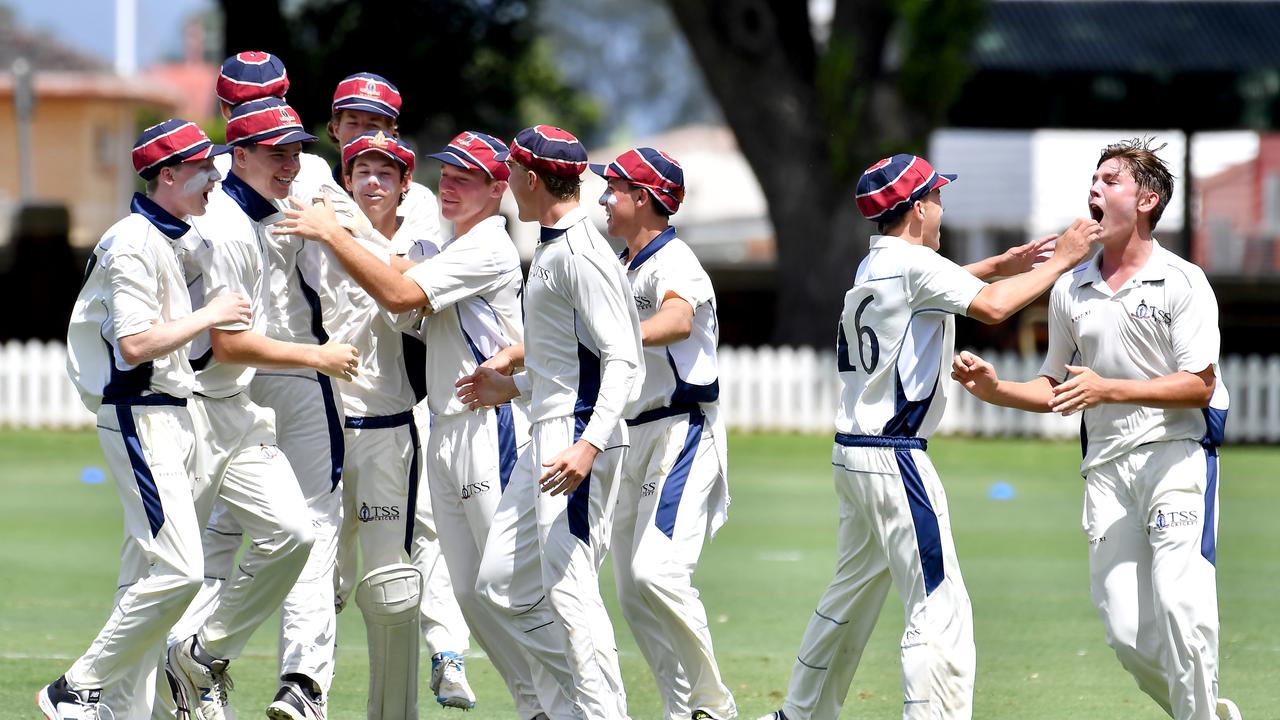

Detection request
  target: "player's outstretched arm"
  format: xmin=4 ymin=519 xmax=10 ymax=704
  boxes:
xmin=966 ymin=219 xmax=1100 ymax=324
xmin=117 ymin=293 xmax=251 ymax=366
xmin=951 ymin=350 xmax=1057 ymax=412
xmin=1048 ymin=365 xmax=1215 ymax=415
xmin=211 ymin=328 xmax=359 ymax=381
xmin=274 ymin=196 xmax=431 ymax=314
xmin=964 ymin=234 xmax=1056 ymax=281
xmin=641 ymin=294 xmax=694 ymax=347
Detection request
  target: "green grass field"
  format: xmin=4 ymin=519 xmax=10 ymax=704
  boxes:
xmin=1 ymin=430 xmax=1276 ymax=719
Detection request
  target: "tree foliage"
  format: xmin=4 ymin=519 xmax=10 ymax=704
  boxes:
xmin=665 ymin=0 xmax=985 ymax=346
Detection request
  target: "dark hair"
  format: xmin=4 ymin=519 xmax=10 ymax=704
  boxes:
xmin=344 ymin=155 xmax=409 ymax=204
xmin=1097 ymin=137 xmax=1175 ymax=229
xmin=328 ymin=110 xmax=399 ymax=146
xmin=635 ymin=186 xmax=673 ymax=218
xmin=144 ymin=158 xmax=186 ymax=194
xmin=536 ymin=169 xmax=581 ymax=201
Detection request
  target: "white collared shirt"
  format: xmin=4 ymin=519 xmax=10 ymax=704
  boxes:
xmin=622 ymin=227 xmax=721 ymax=417
xmin=66 ymin=195 xmax=197 ymax=410
xmin=1040 ymin=241 xmax=1229 ymax=471
xmin=404 ymin=215 xmax=524 ymax=417
xmin=834 ymin=234 xmax=987 ymax=438
xmin=514 ymin=206 xmax=643 ymax=450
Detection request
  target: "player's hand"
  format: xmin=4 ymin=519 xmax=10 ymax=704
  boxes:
xmin=455 ymin=366 xmax=520 ymax=409
xmin=951 ymin=350 xmax=999 ymax=400
xmin=1049 ymin=365 xmax=1112 ymax=415
xmin=315 ymin=341 xmax=360 ymax=381
xmin=273 ymin=195 xmax=344 ymax=244
xmin=203 ymin=292 xmax=252 ymax=327
xmin=1051 ymin=218 xmax=1102 ymax=267
xmin=538 ymin=439 xmax=599 ymax=496
xmin=993 ymin=234 xmax=1056 ymax=276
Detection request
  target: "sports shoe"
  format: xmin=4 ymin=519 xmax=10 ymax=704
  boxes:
xmin=167 ymin=635 xmax=234 ymax=720
xmin=1217 ymin=698 xmax=1243 ymax=720
xmin=36 ymin=676 xmax=102 ymax=720
xmin=265 ymin=678 xmax=325 ymax=720
xmin=430 ymin=651 xmax=477 ymax=710
xmin=756 ymin=712 xmax=788 ymax=720
xmin=692 ymin=712 xmax=721 ymax=720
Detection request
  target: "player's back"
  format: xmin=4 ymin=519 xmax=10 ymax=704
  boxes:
xmin=834 ymin=235 xmax=984 ymax=439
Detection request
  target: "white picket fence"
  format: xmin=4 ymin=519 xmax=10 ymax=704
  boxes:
xmin=2 ymin=340 xmax=1278 ymax=442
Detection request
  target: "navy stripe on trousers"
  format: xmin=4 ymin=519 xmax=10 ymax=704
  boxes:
xmin=316 ymin=373 xmax=345 ymax=490
xmin=404 ymin=421 xmax=421 ymax=555
xmin=655 ymin=411 xmax=704 ymax=539
xmin=496 ymin=404 xmax=517 ymax=492
xmin=568 ymin=413 xmax=593 ymax=544
xmin=894 ymin=449 xmax=944 ymax=595
xmin=1201 ymin=446 xmax=1219 ymax=565
xmin=116 ymin=405 xmax=165 ymax=537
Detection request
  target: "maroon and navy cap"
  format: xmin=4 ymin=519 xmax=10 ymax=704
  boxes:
xmin=332 ymin=73 xmax=402 ymax=120
xmin=342 ymin=131 xmax=416 ymax=174
xmin=216 ymin=51 xmax=289 ymax=106
xmin=225 ymin=97 xmax=318 ymax=147
xmin=855 ymin=154 xmax=956 ymax=223
xmin=590 ymin=147 xmax=686 ymax=214
xmin=132 ymin=119 xmax=229 ymax=180
xmin=428 ymin=131 xmax=510 ymax=181
xmin=497 ymin=125 xmax=587 ymax=177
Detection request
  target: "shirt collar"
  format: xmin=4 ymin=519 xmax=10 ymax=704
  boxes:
xmin=1074 ymin=241 xmax=1168 ymax=289
xmin=130 ymin=192 xmax=190 ymax=241
xmin=621 ymin=226 xmax=677 ymax=270
xmin=539 ymin=205 xmax=589 ymax=243
xmin=221 ymin=171 xmax=280 ymax=223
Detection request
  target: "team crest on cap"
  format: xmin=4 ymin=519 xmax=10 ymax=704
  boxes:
xmin=427 ymin=130 xmax=510 ymax=181
xmin=226 ymin=97 xmax=318 ymax=147
xmin=342 ymin=130 xmax=416 ymax=174
xmin=332 ymin=73 xmax=403 ymax=120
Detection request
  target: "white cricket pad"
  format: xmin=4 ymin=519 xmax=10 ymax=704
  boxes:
xmin=355 ymin=563 xmax=422 ymax=720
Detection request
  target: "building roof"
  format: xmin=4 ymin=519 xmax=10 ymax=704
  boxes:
xmin=975 ymin=1 xmax=1280 ymax=73
xmin=0 ymin=8 xmax=107 ymax=73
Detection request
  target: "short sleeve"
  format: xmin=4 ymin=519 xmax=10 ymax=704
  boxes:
xmin=903 ymin=246 xmax=987 ymax=315
xmin=1037 ymin=279 xmax=1078 ymax=382
xmin=1168 ymin=267 xmax=1220 ymax=373
xmin=653 ymin=250 xmax=714 ymax=310
xmin=105 ymin=246 xmax=162 ymax=339
xmin=406 ymin=237 xmax=514 ymax=313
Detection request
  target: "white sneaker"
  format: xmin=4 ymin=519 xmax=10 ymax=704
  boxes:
xmin=167 ymin=635 xmax=235 ymax=720
xmin=756 ymin=712 xmax=787 ymax=720
xmin=36 ymin=676 xmax=103 ymax=720
xmin=1217 ymin=698 xmax=1243 ymax=720
xmin=265 ymin=679 xmax=325 ymax=720
xmin=430 ymin=651 xmax=477 ymax=710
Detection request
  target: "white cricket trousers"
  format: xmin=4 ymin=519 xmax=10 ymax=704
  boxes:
xmin=612 ymin=409 xmax=735 ymax=720
xmin=65 ymin=400 xmax=203 ymax=696
xmin=171 ymin=392 xmax=314 ymax=661
xmin=782 ymin=438 xmax=975 ymax=720
xmin=335 ymin=407 xmax=469 ymax=657
xmin=429 ymin=406 xmax=573 ymax=718
xmin=248 ymin=372 xmax=345 ymax=693
xmin=478 ymin=414 xmax=630 ymax=720
xmin=1084 ymin=438 xmax=1223 ymax=720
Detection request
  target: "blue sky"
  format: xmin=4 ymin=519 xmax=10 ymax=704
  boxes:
xmin=6 ymin=0 xmax=211 ymax=68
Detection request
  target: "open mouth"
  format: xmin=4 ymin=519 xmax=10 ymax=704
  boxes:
xmin=1089 ymin=202 xmax=1104 ymax=223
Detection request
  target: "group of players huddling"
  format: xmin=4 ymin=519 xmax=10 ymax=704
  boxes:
xmin=40 ymin=46 xmax=1238 ymax=720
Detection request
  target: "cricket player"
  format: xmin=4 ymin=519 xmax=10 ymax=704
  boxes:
xmin=950 ymin=139 xmax=1240 ymax=720
xmin=758 ymin=153 xmax=1099 ymax=720
xmin=457 ymin=124 xmax=644 ymax=720
xmin=163 ymin=96 xmax=361 ymax=720
xmin=592 ymin=148 xmax=735 ymax=720
xmin=277 ymin=130 xmax=570 ymax=718
xmin=38 ymin=120 xmax=246 ymax=720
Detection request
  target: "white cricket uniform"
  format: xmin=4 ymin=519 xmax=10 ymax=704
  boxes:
xmin=611 ymin=228 xmax=735 ymax=720
xmin=403 ymin=215 xmax=572 ymax=717
xmin=61 ymin=195 xmax=206 ymax=704
xmin=1041 ymin=242 xmax=1229 ymax=720
xmin=782 ymin=234 xmax=986 ymax=720
xmin=477 ymin=207 xmax=643 ymax=720
xmin=332 ymin=228 xmax=469 ymax=663
xmin=164 ymin=176 xmax=314 ymax=669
